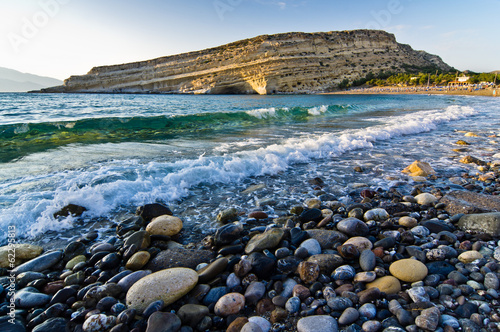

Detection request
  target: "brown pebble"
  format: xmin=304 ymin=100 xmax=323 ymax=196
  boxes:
xmin=43 ymin=281 xmax=64 ymax=295
xmin=298 ymin=261 xmax=320 ymax=284
xmin=256 ymin=298 xmax=275 ymax=315
xmin=248 ymin=211 xmax=268 ymax=220
xmin=227 ymin=317 xmax=249 ymax=332
xmin=335 ymin=283 xmax=354 ymax=295
xmin=292 ymin=284 xmax=311 ymax=301
xmin=270 ymin=307 xmax=288 ymax=324
xmin=372 ymin=247 xmax=384 ymax=258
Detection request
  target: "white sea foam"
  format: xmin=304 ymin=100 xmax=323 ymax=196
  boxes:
xmin=0 ymin=104 xmax=480 ymax=240
xmin=308 ymin=105 xmax=328 ymax=116
xmin=246 ymin=107 xmax=285 ymax=119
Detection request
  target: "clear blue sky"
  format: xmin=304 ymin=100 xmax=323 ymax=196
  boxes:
xmin=1 ymin=0 xmax=498 ymax=80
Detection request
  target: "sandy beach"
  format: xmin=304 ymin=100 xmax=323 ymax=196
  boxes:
xmin=329 ymin=86 xmax=499 ymax=97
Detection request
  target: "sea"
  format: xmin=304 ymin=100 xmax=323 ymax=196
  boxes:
xmin=1 ymin=93 xmax=499 ymax=247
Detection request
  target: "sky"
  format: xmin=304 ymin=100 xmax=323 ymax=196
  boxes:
xmin=1 ymin=0 xmax=498 ymax=80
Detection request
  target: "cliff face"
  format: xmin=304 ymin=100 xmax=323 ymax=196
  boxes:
xmin=44 ymin=30 xmax=451 ymax=94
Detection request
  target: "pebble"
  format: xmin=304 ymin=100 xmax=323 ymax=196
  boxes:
xmin=241 ymin=322 xmax=263 ymax=332
xmin=298 ymin=261 xmax=320 ymax=284
xmin=297 ymin=315 xmax=338 ymax=332
xmin=359 ymin=303 xmax=377 ymax=319
xmin=389 ymin=258 xmax=428 ymax=282
xmin=146 ymin=215 xmax=183 ymax=237
xmin=177 ymin=304 xmax=209 ymax=328
xmin=126 ymin=268 xmax=198 ymax=312
xmin=414 ymin=193 xmax=438 ymax=205
xmin=415 ymin=306 xmax=440 ymax=330
xmin=245 ymin=228 xmax=284 ymax=254
xmin=146 ymin=311 xmax=181 ymax=332
xmin=337 ymin=217 xmax=369 ymax=236
xmin=14 ymin=288 xmax=51 ymax=308
xmin=458 ymin=250 xmax=484 ymax=263
xmin=245 ymin=281 xmax=266 ymax=304
xmin=332 ymin=265 xmax=356 ymax=280
xmin=366 ymin=276 xmax=401 ymax=294
xmin=343 ymin=236 xmax=373 ymax=252
xmin=82 ymin=314 xmax=116 ymax=332
xmin=214 ymin=292 xmax=245 ymax=316
xmin=364 ymin=208 xmax=389 ymax=221
xmin=12 ymin=250 xmax=63 ymax=274
xmin=0 ymin=243 xmax=43 ymax=268
xmin=299 ymin=238 xmax=322 ymax=256
xmin=125 ymin=251 xmax=151 ymax=270
xmin=339 ymin=307 xmax=359 ymax=325
xmin=285 ymin=296 xmax=301 ymax=313
xmin=248 ymin=316 xmax=271 ymax=332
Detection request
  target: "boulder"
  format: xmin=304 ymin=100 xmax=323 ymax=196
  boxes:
xmin=440 ymin=190 xmax=500 ymax=215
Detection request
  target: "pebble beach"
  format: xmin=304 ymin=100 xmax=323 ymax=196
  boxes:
xmin=2 ymin=128 xmax=500 ymax=332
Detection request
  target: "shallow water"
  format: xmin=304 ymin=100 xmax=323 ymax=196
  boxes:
xmin=1 ymin=93 xmax=499 ymax=246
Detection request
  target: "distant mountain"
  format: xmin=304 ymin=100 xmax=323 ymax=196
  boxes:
xmin=492 ymin=70 xmax=500 ymax=74
xmin=0 ymin=67 xmax=63 ymax=92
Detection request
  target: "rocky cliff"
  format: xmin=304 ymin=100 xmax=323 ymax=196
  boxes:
xmin=42 ymin=30 xmax=451 ymax=94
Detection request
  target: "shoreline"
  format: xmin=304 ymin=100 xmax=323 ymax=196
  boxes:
xmin=327 ymin=86 xmax=500 ymax=97
xmin=2 ymin=128 xmax=500 ymax=331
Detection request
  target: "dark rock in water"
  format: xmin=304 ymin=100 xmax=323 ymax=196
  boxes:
xmin=177 ymin=304 xmax=210 ymax=328
xmin=124 ymin=230 xmax=151 ymax=249
xmin=12 ymin=250 xmax=63 ymax=274
xmin=458 ymin=212 xmax=500 ymax=236
xmin=420 ymin=220 xmax=455 ymax=233
xmin=440 ymin=190 xmax=500 ymax=215
xmin=299 ymin=209 xmax=323 ymax=223
xmin=53 ymin=204 xmax=87 ymax=218
xmin=426 ymin=261 xmax=455 ymax=276
xmin=64 ymin=241 xmax=87 ymax=262
xmin=247 ymin=253 xmax=276 ymax=279
xmin=337 ymin=217 xmax=369 ymax=237
xmin=32 ymin=317 xmax=67 ymax=332
xmin=116 ymin=215 xmax=144 ymax=236
xmin=136 ymin=203 xmax=173 ymax=222
xmin=146 ymin=248 xmax=214 ymax=271
xmin=214 ymin=223 xmax=243 ymax=246
xmin=98 ymin=253 xmax=120 ymax=270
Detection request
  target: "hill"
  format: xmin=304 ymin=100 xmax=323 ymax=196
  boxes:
xmin=39 ymin=30 xmax=451 ymax=95
xmin=0 ymin=67 xmax=63 ymax=92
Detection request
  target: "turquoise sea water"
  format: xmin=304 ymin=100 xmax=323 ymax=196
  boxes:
xmin=1 ymin=93 xmax=499 ymax=245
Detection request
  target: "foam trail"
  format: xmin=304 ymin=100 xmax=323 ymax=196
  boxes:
xmin=0 ymin=105 xmax=477 ymax=240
